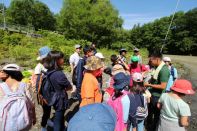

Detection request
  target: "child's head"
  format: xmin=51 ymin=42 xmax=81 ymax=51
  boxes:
xmin=131 ymin=73 xmax=145 ymax=94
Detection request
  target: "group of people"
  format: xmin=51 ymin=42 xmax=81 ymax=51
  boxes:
xmin=0 ymin=43 xmax=195 ymax=131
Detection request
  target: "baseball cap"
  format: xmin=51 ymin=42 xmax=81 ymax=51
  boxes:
xmin=75 ymin=44 xmax=81 ymax=49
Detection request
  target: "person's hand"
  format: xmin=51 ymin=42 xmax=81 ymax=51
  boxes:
xmin=144 ymin=83 xmax=151 ymax=87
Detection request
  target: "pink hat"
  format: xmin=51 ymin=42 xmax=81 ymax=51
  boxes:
xmin=171 ymin=79 xmax=195 ymax=95
xmin=132 ymin=73 xmax=143 ymax=82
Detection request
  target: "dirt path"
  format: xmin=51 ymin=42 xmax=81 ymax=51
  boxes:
xmin=166 ymin=55 xmax=197 ymax=131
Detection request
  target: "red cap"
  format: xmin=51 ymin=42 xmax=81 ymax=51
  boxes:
xmin=171 ymin=79 xmax=195 ymax=95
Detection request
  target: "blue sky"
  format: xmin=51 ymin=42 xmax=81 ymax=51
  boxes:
xmin=2 ymin=0 xmax=197 ymax=29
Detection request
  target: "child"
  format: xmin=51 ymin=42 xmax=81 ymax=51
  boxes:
xmin=128 ymin=73 xmax=148 ymax=131
xmin=157 ymin=79 xmax=195 ymax=131
xmin=107 ymin=72 xmax=130 ymax=131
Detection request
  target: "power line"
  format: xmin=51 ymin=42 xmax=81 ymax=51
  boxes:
xmin=160 ymin=0 xmax=180 ymax=53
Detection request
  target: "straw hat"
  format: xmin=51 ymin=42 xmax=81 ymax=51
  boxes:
xmin=84 ymin=56 xmax=103 ymax=71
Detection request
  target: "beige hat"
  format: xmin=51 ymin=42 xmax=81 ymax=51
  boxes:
xmin=84 ymin=56 xmax=103 ymax=71
xmin=112 ymin=64 xmax=126 ymax=76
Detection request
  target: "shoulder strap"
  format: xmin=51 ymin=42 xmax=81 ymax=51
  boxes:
xmin=140 ymin=64 xmax=142 ymax=72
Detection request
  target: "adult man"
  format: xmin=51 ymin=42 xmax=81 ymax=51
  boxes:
xmin=119 ymin=48 xmax=127 ymax=63
xmin=69 ymin=44 xmax=82 ymax=74
xmin=72 ymin=45 xmax=93 ymax=100
xmin=133 ymin=47 xmax=142 ymax=64
xmin=144 ymin=51 xmax=170 ymax=131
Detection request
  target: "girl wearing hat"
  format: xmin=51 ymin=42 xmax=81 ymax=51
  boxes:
xmin=128 ymin=73 xmax=149 ymax=131
xmin=80 ymin=56 xmax=103 ymax=107
xmin=107 ymin=72 xmax=131 ymax=131
xmin=157 ymin=79 xmax=195 ymax=131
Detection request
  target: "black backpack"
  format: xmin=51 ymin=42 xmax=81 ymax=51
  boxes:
xmin=37 ymin=70 xmax=56 ymax=105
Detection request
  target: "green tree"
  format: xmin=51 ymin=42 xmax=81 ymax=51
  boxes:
xmin=58 ymin=0 xmax=123 ymax=47
xmin=6 ymin=0 xmax=56 ymax=30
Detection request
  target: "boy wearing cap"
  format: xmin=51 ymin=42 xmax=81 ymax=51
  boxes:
xmin=80 ymin=56 xmax=103 ymax=107
xmin=69 ymin=44 xmax=82 ymax=73
xmin=119 ymin=48 xmax=127 ymax=63
xmin=157 ymin=79 xmax=195 ymax=131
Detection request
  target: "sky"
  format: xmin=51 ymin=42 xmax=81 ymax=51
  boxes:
xmin=2 ymin=0 xmax=197 ymax=29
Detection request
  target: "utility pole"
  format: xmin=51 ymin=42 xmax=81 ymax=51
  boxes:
xmin=2 ymin=0 xmax=6 ymax=30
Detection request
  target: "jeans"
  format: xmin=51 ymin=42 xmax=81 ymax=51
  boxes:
xmin=129 ymin=120 xmax=144 ymax=131
xmin=41 ymin=104 xmax=51 ymax=127
xmin=54 ymin=110 xmax=65 ymax=131
xmin=146 ymin=96 xmax=160 ymax=131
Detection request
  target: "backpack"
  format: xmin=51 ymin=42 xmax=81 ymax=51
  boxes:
xmin=37 ymin=70 xmax=56 ymax=106
xmin=0 ymin=82 xmax=35 ymax=131
xmin=72 ymin=67 xmax=77 ymax=85
xmin=170 ymin=66 xmax=176 ymax=81
xmin=128 ymin=94 xmax=148 ymax=121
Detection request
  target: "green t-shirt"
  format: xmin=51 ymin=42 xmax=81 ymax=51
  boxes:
xmin=151 ymin=65 xmax=170 ymax=97
xmin=159 ymin=93 xmax=191 ymax=122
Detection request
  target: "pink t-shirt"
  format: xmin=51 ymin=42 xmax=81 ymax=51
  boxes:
xmin=129 ymin=63 xmax=147 ymax=75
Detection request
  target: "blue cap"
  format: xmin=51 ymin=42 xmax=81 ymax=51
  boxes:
xmin=37 ymin=46 xmax=51 ymax=60
xmin=113 ymin=72 xmax=130 ymax=90
xmin=68 ymin=103 xmax=116 ymax=131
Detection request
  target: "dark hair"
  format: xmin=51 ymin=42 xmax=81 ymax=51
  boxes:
xmin=131 ymin=82 xmax=145 ymax=94
xmin=3 ymin=70 xmax=23 ymax=81
xmin=149 ymin=50 xmax=163 ymax=59
xmin=112 ymin=90 xmax=123 ymax=100
xmin=43 ymin=51 xmax=64 ymax=71
xmin=83 ymin=45 xmax=92 ymax=55
xmin=104 ymin=67 xmax=112 ymax=76
xmin=111 ymin=55 xmax=118 ymax=63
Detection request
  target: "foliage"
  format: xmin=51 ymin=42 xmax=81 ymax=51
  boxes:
xmin=58 ymin=0 xmax=123 ymax=48
xmin=6 ymin=0 xmax=56 ymax=30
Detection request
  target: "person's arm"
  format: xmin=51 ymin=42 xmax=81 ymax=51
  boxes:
xmin=157 ymin=102 xmax=162 ymax=109
xmin=145 ymin=82 xmax=167 ymax=90
xmin=180 ymin=116 xmax=189 ymax=127
xmin=76 ymin=60 xmax=84 ymax=89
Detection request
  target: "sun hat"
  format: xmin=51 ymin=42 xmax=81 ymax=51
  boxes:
xmin=112 ymin=64 xmax=126 ymax=76
xmin=2 ymin=64 xmax=21 ymax=71
xmin=163 ymin=57 xmax=171 ymax=62
xmin=37 ymin=46 xmax=51 ymax=61
xmin=134 ymin=47 xmax=140 ymax=52
xmin=171 ymin=79 xmax=195 ymax=95
xmin=132 ymin=72 xmax=143 ymax=82
xmin=68 ymin=103 xmax=116 ymax=131
xmin=131 ymin=56 xmax=139 ymax=62
xmin=95 ymin=52 xmax=105 ymax=59
xmin=113 ymin=72 xmax=130 ymax=90
xmin=75 ymin=44 xmax=81 ymax=49
xmin=84 ymin=56 xmax=103 ymax=71
xmin=119 ymin=48 xmax=127 ymax=53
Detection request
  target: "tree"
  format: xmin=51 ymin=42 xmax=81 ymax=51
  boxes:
xmin=58 ymin=0 xmax=123 ymax=47
xmin=6 ymin=0 xmax=56 ymax=30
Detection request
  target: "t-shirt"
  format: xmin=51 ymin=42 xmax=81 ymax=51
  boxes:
xmin=129 ymin=63 xmax=147 ymax=74
xmin=34 ymin=63 xmax=47 ymax=75
xmin=150 ymin=65 xmax=170 ymax=97
xmin=69 ymin=52 xmax=81 ymax=68
xmin=80 ymin=73 xmax=102 ymax=107
xmin=159 ymin=93 xmax=191 ymax=122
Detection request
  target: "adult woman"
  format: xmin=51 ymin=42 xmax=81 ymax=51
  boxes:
xmin=43 ymin=51 xmax=72 ymax=131
xmin=0 ymin=64 xmax=35 ymax=131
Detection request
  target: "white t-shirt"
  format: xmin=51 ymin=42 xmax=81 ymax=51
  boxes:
xmin=34 ymin=63 xmax=47 ymax=75
xmin=69 ymin=52 xmax=81 ymax=67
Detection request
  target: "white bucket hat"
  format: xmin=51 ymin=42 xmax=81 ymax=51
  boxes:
xmin=163 ymin=57 xmax=171 ymax=62
xmin=2 ymin=64 xmax=21 ymax=71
